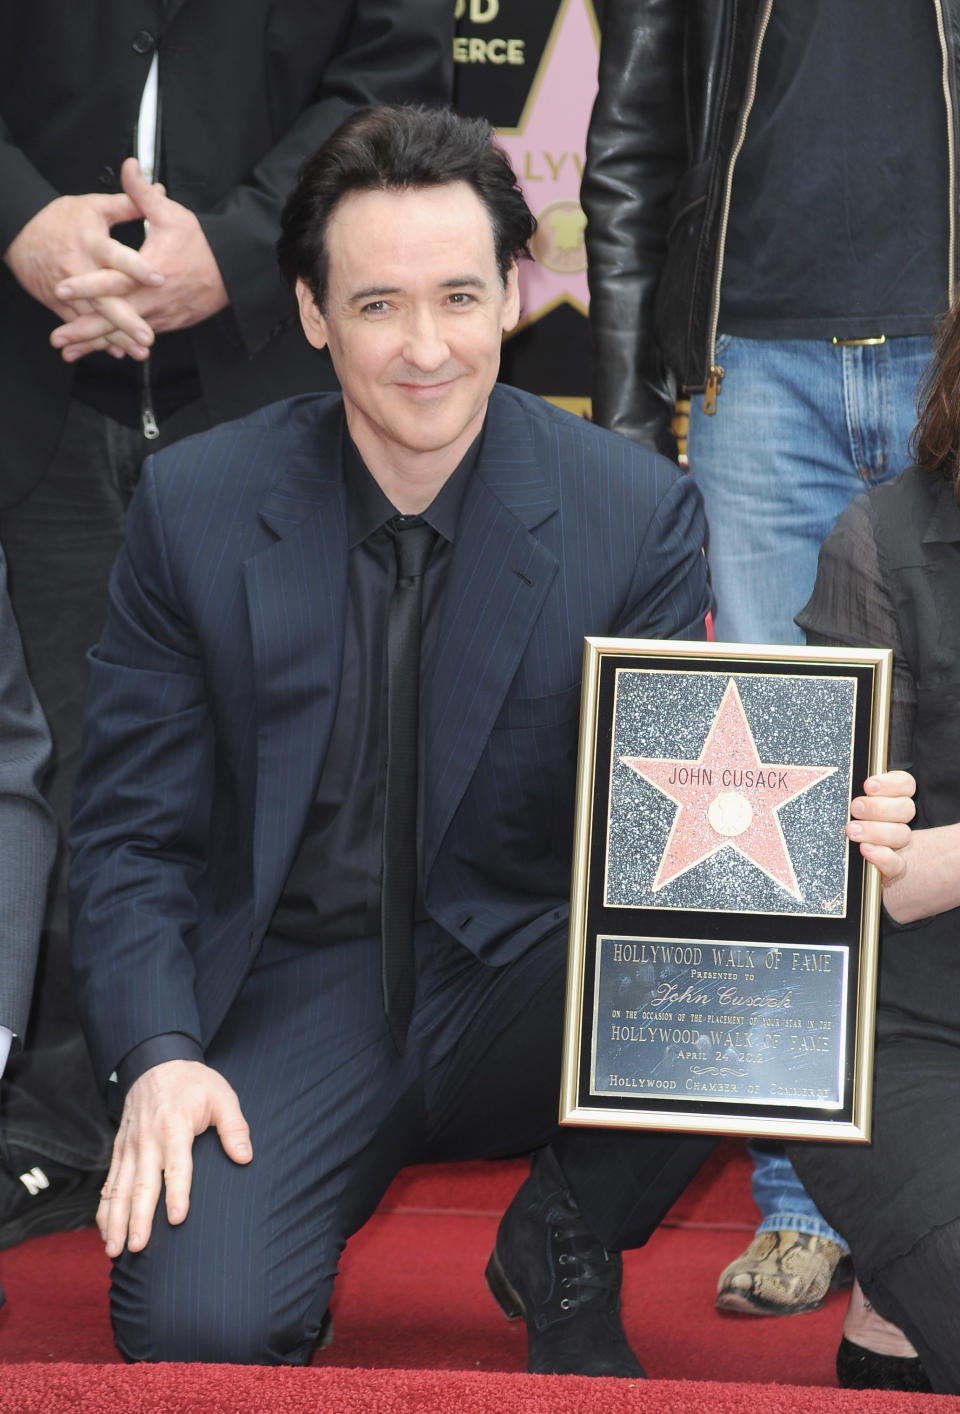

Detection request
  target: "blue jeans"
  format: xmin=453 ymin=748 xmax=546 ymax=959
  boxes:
xmin=749 ymin=1140 xmax=846 ymax=1247
xmin=689 ymin=333 xmax=932 ymax=1247
xmin=687 ymin=333 xmax=933 ymax=643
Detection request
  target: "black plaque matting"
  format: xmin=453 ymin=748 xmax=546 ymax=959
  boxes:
xmin=560 ymin=638 xmax=891 ymax=1141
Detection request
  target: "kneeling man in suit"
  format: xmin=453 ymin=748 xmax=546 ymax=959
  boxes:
xmin=69 ymin=105 xmax=716 ymax=1371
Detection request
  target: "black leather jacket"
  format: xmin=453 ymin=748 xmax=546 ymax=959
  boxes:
xmin=583 ymin=0 xmax=960 ymax=454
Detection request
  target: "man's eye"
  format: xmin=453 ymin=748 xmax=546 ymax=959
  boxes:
xmin=448 ymin=292 xmax=475 ymax=306
xmin=362 ymin=300 xmax=389 ymax=315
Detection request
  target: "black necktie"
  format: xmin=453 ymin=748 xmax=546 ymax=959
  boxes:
xmin=382 ymin=516 xmax=436 ymax=1053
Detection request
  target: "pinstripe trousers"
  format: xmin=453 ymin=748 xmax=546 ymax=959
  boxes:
xmin=110 ymin=921 xmax=714 ymax=1364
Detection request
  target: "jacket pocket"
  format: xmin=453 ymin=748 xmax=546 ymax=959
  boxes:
xmin=492 ymin=684 xmax=582 ymax=731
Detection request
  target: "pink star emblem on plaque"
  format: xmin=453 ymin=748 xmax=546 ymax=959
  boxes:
xmin=620 ymin=678 xmax=837 ymax=898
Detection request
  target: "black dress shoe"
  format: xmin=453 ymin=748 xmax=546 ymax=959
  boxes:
xmin=836 ymin=1336 xmax=933 ymax=1392
xmin=486 ymin=1146 xmax=646 ymax=1377
xmin=0 ymin=1156 xmax=104 ymax=1249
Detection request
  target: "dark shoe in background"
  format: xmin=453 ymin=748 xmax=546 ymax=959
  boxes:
xmin=0 ymin=1155 xmax=104 ymax=1249
xmin=836 ymin=1335 xmax=933 ymax=1392
xmin=486 ymin=1146 xmax=646 ymax=1377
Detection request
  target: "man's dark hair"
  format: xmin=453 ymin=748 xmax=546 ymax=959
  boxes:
xmin=277 ymin=104 xmax=535 ymax=309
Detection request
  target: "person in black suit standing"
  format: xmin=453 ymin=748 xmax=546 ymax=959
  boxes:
xmin=0 ymin=1 xmax=453 ymax=1249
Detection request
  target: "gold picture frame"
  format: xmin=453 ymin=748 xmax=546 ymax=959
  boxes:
xmin=560 ymin=638 xmax=891 ymax=1142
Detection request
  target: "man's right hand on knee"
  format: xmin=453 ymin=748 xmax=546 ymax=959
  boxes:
xmin=99 ymin=1060 xmax=252 ymax=1258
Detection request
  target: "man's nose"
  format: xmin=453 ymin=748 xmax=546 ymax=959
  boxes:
xmin=402 ymin=309 xmax=449 ymax=371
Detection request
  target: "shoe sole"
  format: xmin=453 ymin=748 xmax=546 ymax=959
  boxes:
xmin=715 ymin=1288 xmax=826 ymax=1316
xmin=485 ymin=1246 xmax=525 ymax=1321
xmin=0 ymin=1183 xmax=103 ymax=1250
xmin=486 ymin=1245 xmax=647 ymax=1379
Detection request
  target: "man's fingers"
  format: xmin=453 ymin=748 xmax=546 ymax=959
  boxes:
xmin=92 ymin=192 xmax=143 ymax=228
xmin=213 ymin=1094 xmax=253 ymax=1166
xmin=99 ymin=1062 xmax=250 ymax=1259
xmin=125 ymin=1136 xmax=166 ymax=1253
xmin=162 ymin=1147 xmax=195 ymax=1228
xmin=97 ymin=1141 xmax=125 ymax=1241
xmin=56 ymin=336 xmax=141 ymax=364
xmin=102 ymin=1134 xmax=141 ymax=1259
xmin=66 ymin=228 xmax=164 ymax=294
xmin=121 ymin=156 xmax=171 ymax=226
xmin=50 ymin=303 xmax=154 ymax=357
xmin=49 ymin=312 xmax=112 ymax=347
xmin=93 ymin=293 xmax=155 ymax=345
xmin=54 ymin=267 xmax=154 ymax=302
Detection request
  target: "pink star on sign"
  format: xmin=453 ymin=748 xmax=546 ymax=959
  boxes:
xmin=620 ymin=678 xmax=837 ymax=898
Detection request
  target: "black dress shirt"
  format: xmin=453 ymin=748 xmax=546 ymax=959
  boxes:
xmin=268 ymin=429 xmax=478 ymax=945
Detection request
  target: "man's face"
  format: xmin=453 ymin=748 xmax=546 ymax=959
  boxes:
xmin=296 ymin=182 xmax=520 ymax=476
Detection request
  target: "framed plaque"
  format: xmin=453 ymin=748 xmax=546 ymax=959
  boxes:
xmin=560 ymin=639 xmax=892 ymax=1141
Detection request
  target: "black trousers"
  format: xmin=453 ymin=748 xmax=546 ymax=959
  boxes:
xmin=111 ymin=923 xmax=715 ymax=1364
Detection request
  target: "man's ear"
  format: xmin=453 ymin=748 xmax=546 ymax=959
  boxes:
xmin=295 ymin=277 xmax=328 ymax=350
xmin=502 ymin=261 xmax=521 ymax=334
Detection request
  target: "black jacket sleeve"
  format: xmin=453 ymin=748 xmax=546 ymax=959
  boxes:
xmin=582 ymin=0 xmax=686 ymax=455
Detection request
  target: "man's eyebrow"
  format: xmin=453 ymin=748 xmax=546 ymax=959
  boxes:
xmin=346 ymin=275 xmax=489 ymax=304
xmin=348 ymin=285 xmax=403 ymax=304
xmin=440 ymin=275 xmax=487 ymax=290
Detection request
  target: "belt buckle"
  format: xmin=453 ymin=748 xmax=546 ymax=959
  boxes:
xmin=831 ymin=334 xmax=886 ymax=347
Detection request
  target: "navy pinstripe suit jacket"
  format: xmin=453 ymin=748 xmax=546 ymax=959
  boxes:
xmin=69 ymin=384 xmax=710 ymax=1090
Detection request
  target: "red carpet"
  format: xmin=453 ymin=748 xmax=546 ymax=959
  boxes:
xmin=2 ymin=1143 xmax=957 ymax=1410
xmin=1 ymin=1366 xmax=956 ymax=1413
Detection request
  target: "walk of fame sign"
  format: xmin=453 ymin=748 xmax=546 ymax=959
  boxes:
xmin=561 ymin=639 xmax=891 ymax=1141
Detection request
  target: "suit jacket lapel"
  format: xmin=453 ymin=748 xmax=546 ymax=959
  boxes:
xmin=243 ymin=405 xmax=348 ymax=927
xmin=424 ymin=391 xmax=559 ymax=874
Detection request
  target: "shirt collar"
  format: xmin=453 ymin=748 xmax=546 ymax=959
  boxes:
xmin=345 ymin=427 xmax=483 ymax=548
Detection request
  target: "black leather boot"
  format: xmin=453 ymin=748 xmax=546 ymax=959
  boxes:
xmin=486 ymin=1146 xmax=646 ymax=1377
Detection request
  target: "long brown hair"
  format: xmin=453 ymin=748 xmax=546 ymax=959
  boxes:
xmin=912 ymin=292 xmax=960 ymax=497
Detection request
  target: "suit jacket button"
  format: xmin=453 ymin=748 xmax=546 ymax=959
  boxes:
xmin=98 ymin=165 xmax=117 ymax=188
xmin=132 ymin=29 xmax=156 ymax=54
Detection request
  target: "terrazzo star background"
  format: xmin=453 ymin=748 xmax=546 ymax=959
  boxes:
xmin=605 ymin=670 xmax=856 ymax=917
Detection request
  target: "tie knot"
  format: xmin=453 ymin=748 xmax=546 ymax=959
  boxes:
xmin=390 ymin=517 xmax=437 ymax=581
